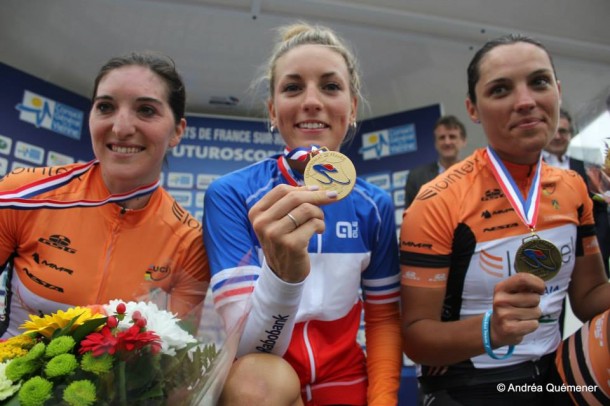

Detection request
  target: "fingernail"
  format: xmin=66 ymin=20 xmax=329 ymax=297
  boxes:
xmin=326 ymin=191 xmax=338 ymax=198
xmin=308 ymin=185 xmax=320 ymax=191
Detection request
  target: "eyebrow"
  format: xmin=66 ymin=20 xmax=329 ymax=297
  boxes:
xmin=485 ymin=68 xmax=553 ymax=86
xmin=93 ymin=95 xmax=163 ymax=104
xmin=281 ymin=72 xmax=341 ymax=81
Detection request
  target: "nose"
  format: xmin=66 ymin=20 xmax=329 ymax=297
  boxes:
xmin=112 ymin=109 xmax=135 ymax=138
xmin=514 ymin=84 xmax=536 ymax=113
xmin=302 ymin=85 xmax=323 ymax=112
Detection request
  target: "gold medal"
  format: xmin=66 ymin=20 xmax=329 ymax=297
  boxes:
xmin=514 ymin=234 xmax=562 ymax=281
xmin=304 ymin=149 xmax=356 ymax=200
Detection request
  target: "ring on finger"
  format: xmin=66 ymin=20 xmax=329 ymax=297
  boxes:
xmin=286 ymin=212 xmax=300 ymax=229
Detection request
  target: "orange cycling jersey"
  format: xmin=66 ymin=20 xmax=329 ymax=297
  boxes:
xmin=400 ymin=148 xmax=600 ymax=385
xmin=0 ymin=163 xmax=209 ymax=338
xmin=555 ymin=308 xmax=610 ymax=405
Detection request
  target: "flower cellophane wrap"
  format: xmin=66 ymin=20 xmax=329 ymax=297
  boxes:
xmin=0 ymin=284 xmax=245 ymax=405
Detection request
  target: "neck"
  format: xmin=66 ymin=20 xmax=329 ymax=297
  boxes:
xmin=287 ymin=158 xmax=307 ymax=174
xmin=492 ymin=150 xmax=540 ymax=166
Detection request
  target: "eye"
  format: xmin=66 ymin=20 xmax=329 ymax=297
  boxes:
xmin=489 ymin=84 xmax=509 ymax=97
xmin=531 ymin=75 xmax=552 ymax=89
xmin=94 ymin=102 xmax=114 ymax=114
xmin=323 ymin=82 xmax=342 ymax=92
xmin=281 ymin=83 xmax=301 ymax=93
xmin=138 ymin=105 xmax=157 ymax=117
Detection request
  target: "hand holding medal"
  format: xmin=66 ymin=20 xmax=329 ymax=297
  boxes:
xmin=303 ymin=147 xmax=356 ymax=200
xmin=514 ymin=234 xmax=562 ymax=281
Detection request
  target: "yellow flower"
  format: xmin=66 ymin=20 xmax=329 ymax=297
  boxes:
xmin=0 ymin=335 xmax=35 ymax=362
xmin=20 ymin=307 xmax=105 ymax=338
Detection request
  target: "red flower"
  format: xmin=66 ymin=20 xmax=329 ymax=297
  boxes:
xmin=116 ymin=325 xmax=161 ymax=354
xmin=80 ymin=326 xmax=118 ymax=357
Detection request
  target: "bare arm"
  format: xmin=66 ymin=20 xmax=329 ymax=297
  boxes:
xmin=401 ymin=270 xmax=545 ymax=366
xmin=569 ymin=252 xmax=610 ymax=321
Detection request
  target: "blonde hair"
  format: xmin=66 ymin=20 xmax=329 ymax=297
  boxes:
xmin=265 ymin=22 xmax=362 ymax=102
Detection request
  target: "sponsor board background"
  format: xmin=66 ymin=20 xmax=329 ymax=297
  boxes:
xmin=0 ymin=63 xmax=439 ymax=377
xmin=0 ymin=61 xmax=440 ymax=223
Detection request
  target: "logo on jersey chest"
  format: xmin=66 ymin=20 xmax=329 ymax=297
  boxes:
xmin=336 ymin=221 xmax=359 ymax=239
xmin=477 ymin=235 xmax=574 ymax=289
xmin=145 ymin=264 xmax=172 ymax=281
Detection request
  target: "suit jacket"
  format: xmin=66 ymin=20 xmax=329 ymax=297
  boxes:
xmin=569 ymin=157 xmax=610 ymax=272
xmin=404 ymin=162 xmax=440 ymax=209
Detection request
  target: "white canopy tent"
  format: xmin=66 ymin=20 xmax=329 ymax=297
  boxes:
xmin=568 ymin=111 xmax=610 ymax=166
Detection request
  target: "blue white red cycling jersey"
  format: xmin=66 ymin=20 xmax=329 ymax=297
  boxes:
xmin=203 ymin=154 xmax=401 ymax=405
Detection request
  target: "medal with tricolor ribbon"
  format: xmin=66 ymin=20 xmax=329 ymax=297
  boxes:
xmin=0 ymin=160 xmax=160 ymax=209
xmin=486 ymin=147 xmax=561 ymax=281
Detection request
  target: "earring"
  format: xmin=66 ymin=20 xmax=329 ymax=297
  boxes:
xmin=351 ymin=121 xmax=357 ymax=129
xmin=269 ymin=124 xmax=275 ymax=133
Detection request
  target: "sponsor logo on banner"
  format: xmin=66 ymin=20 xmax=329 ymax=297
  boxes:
xmin=364 ymin=173 xmax=391 ymax=190
xmin=47 ymin=151 xmax=75 ymax=166
xmin=196 ymin=173 xmax=220 ymax=190
xmin=0 ymin=157 xmax=8 ymax=176
xmin=11 ymin=161 xmax=33 ymax=171
xmin=15 ymin=90 xmax=84 ymax=140
xmin=15 ymin=141 xmax=44 ymax=165
xmin=195 ymin=192 xmax=205 ymax=208
xmin=393 ymin=169 xmax=409 ymax=189
xmin=167 ymin=172 xmax=194 ymax=189
xmin=359 ymin=123 xmax=417 ymax=160
xmin=0 ymin=135 xmax=13 ymax=155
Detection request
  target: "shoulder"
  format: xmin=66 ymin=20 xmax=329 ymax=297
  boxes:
xmin=353 ymin=178 xmax=393 ymax=210
xmin=414 ymin=150 xmax=481 ymax=203
xmin=156 ymin=188 xmax=203 ymax=233
xmin=0 ymin=163 xmax=79 ymax=191
xmin=207 ymin=157 xmax=276 ymax=194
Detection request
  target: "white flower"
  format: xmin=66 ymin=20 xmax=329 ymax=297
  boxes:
xmin=104 ymin=300 xmax=197 ymax=356
xmin=0 ymin=361 xmax=21 ymax=401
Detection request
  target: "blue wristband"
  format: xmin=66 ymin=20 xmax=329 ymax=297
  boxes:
xmin=482 ymin=309 xmax=514 ymax=360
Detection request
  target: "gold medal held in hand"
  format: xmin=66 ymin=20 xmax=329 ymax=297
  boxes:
xmin=514 ymin=234 xmax=562 ymax=281
xmin=304 ymin=148 xmax=356 ymax=200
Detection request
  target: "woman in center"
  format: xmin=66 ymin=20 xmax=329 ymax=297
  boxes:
xmin=203 ymin=22 xmax=401 ymax=405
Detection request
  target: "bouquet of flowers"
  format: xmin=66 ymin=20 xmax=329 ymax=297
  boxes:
xmin=0 ymin=299 xmax=222 ymax=405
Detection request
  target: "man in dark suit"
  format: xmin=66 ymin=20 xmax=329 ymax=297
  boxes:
xmin=404 ymin=115 xmax=467 ymax=208
xmin=543 ymin=108 xmax=610 ymax=276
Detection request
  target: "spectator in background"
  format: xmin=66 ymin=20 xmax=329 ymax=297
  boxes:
xmin=404 ymin=115 xmax=467 ymax=208
xmin=543 ymin=108 xmax=610 ymax=276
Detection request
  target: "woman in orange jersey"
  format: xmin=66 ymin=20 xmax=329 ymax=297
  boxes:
xmin=0 ymin=52 xmax=209 ymax=337
xmin=400 ymin=34 xmax=610 ymax=405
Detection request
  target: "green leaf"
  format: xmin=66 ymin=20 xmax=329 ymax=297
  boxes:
xmin=2 ymin=394 xmax=20 ymax=406
xmin=51 ymin=313 xmax=84 ymax=339
xmin=71 ymin=317 xmax=108 ymax=342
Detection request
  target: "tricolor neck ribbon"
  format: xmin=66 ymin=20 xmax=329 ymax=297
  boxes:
xmin=0 ymin=160 xmax=160 ymax=209
xmin=278 ymin=145 xmax=322 ymax=187
xmin=485 ymin=146 xmax=542 ymax=230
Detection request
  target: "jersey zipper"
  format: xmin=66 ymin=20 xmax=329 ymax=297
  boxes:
xmin=95 ymin=211 xmax=123 ymax=304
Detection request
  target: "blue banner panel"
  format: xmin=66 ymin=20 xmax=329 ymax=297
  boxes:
xmin=343 ymin=104 xmax=441 ymax=227
xmin=164 ymin=115 xmax=282 ymax=221
xmin=0 ymin=62 xmax=94 ymax=173
xmin=1 ymin=61 xmax=440 ymax=229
